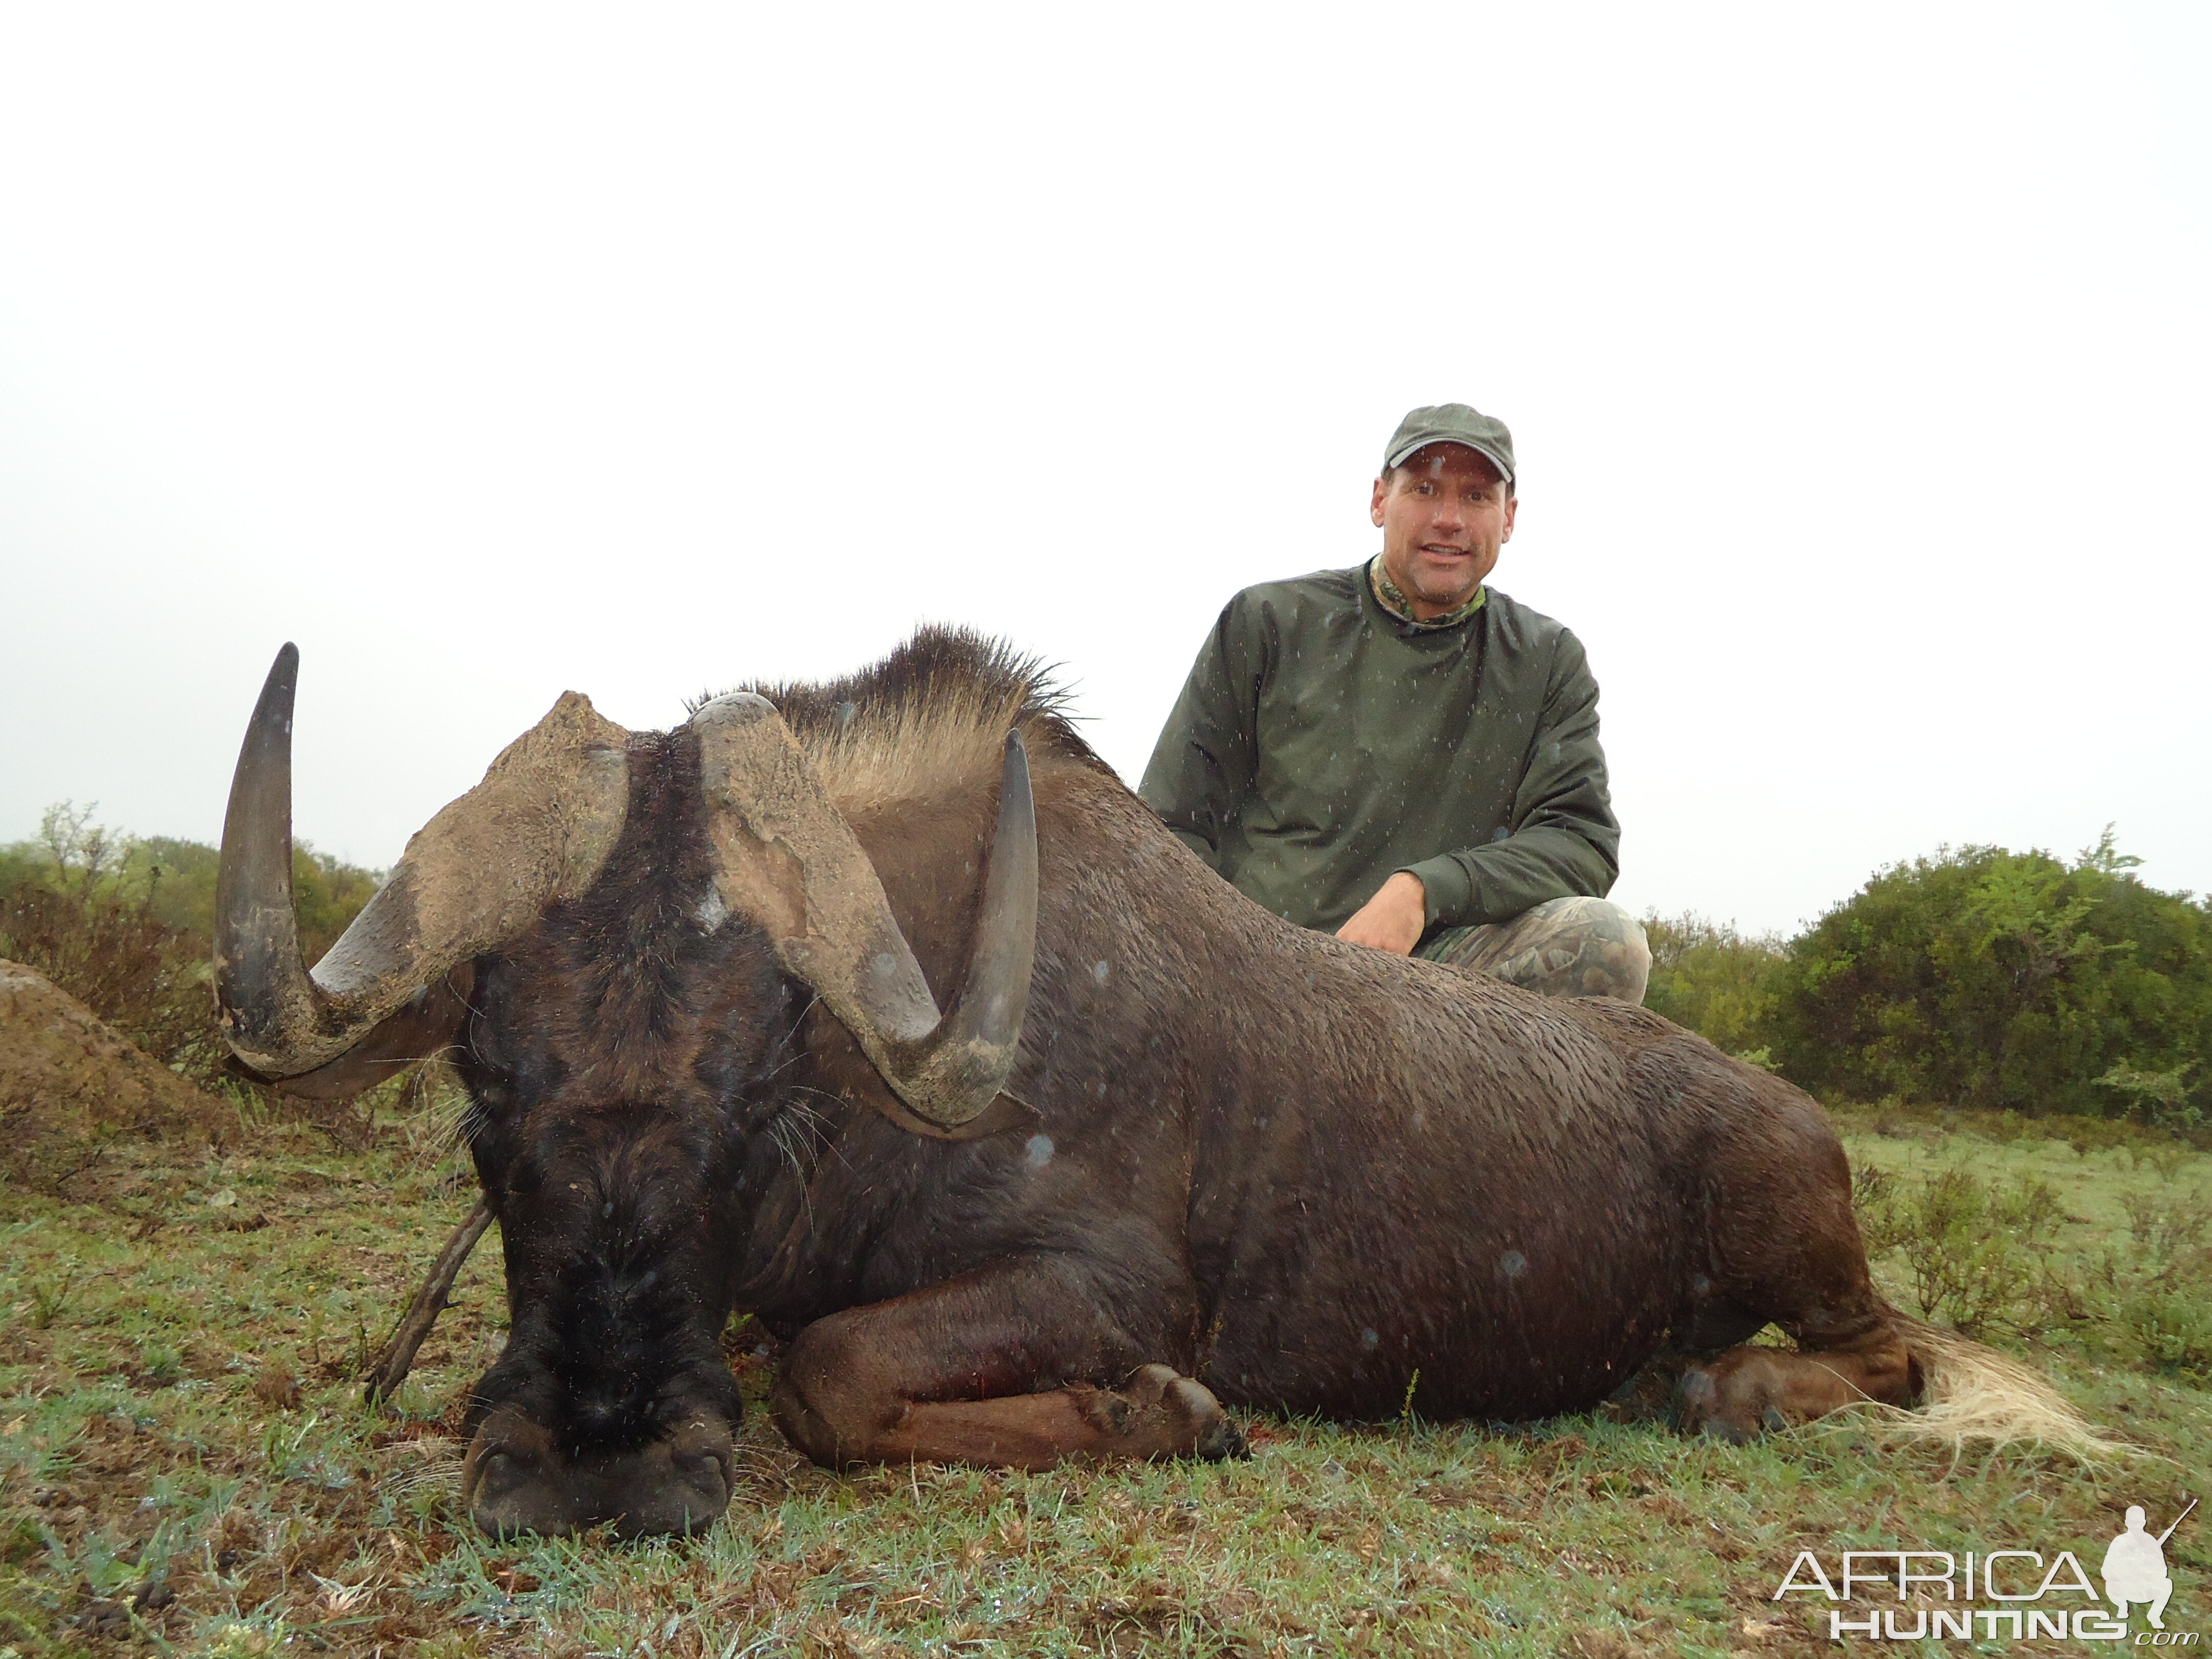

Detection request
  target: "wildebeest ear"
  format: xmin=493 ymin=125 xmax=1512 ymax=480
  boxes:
xmin=246 ymin=967 xmax=475 ymax=1104
xmin=863 ymin=1088 xmax=1040 ymax=1143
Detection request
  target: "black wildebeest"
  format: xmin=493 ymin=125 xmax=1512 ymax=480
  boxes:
xmin=214 ymin=630 xmax=2025 ymax=1537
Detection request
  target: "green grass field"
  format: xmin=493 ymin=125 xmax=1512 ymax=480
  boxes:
xmin=2 ymin=1102 xmax=2206 ymax=1658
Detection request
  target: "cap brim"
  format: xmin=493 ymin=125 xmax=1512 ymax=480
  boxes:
xmin=1385 ymin=436 xmax=1514 ymax=482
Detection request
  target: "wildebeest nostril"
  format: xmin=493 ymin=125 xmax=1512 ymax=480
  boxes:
xmin=472 ymin=1449 xmax=518 ymax=1498
xmin=467 ymin=1449 xmax=565 ymax=1538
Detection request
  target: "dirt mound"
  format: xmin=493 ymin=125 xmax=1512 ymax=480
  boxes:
xmin=0 ymin=956 xmax=230 ymax=1193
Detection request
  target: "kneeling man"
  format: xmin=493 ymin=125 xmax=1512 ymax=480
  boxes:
xmin=1140 ymin=402 xmax=1649 ymax=1003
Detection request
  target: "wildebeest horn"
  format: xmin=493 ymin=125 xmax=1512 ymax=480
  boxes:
xmin=692 ymin=692 xmax=1037 ymax=1132
xmin=216 ymin=644 xmax=633 ymax=1078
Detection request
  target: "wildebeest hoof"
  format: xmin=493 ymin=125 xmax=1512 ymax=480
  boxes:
xmin=1120 ymin=1365 xmax=1244 ymax=1459
xmin=1192 ymin=1405 xmax=1249 ymax=1461
xmin=1123 ymin=1363 xmax=1185 ymax=1404
xmin=1670 ymin=1367 xmax=1717 ymax=1432
xmin=1078 ymin=1386 xmax=1136 ymax=1436
xmin=1675 ymin=1370 xmax=1759 ymax=1443
xmin=1166 ymin=1377 xmax=1248 ymax=1460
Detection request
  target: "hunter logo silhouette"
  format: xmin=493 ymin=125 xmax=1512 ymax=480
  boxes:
xmin=2104 ymin=1499 xmax=2195 ymax=1631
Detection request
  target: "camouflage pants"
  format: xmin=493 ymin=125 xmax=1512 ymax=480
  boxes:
xmin=1415 ymin=895 xmax=1651 ymax=1005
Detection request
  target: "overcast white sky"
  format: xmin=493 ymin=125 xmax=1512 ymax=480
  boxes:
xmin=3 ymin=4 xmax=2206 ymax=936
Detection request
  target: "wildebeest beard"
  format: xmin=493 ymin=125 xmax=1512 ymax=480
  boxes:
xmin=454 ymin=732 xmax=790 ymax=1536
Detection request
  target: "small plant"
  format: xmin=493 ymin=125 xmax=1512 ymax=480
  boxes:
xmin=135 ymin=1338 xmax=185 ymax=1384
xmin=259 ymin=1411 xmax=321 ymax=1479
xmin=199 ymin=1615 xmax=291 ymax=1659
xmin=2121 ymin=1285 xmax=2212 ymax=1379
xmin=2119 ymin=1190 xmax=2210 ymax=1255
xmin=1853 ymin=1166 xmax=2069 ymax=1336
xmin=26 ymin=1272 xmax=77 ymax=1331
xmin=2144 ymin=1143 xmax=2195 ymax=1182
xmin=1849 ymin=1167 xmax=1902 ymax=1239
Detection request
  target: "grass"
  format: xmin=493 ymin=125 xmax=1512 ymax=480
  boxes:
xmin=1843 ymin=1100 xmax=2212 ymax=1376
xmin=1 ymin=1102 xmax=2206 ymax=1657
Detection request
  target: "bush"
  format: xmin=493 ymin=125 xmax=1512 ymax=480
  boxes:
xmin=1761 ymin=831 xmax=2212 ymax=1119
xmin=1640 ymin=914 xmax=1786 ymax=1061
xmin=2108 ymin=1192 xmax=2212 ymax=1380
xmin=1853 ymin=1163 xmax=2072 ymax=1336
xmin=125 ymin=832 xmax=379 ymax=960
xmin=0 ymin=803 xmax=382 ymax=1090
xmin=0 ymin=881 xmax=226 ymax=1084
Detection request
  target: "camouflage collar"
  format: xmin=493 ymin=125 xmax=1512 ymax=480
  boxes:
xmin=1367 ymin=556 xmax=1486 ymax=631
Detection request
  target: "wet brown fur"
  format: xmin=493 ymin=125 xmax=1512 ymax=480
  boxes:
xmin=445 ymin=626 xmax=1944 ymax=1530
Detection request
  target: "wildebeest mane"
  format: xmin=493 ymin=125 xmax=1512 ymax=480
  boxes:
xmin=689 ymin=625 xmax=1107 ymax=815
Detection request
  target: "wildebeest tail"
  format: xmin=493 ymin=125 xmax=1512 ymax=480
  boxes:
xmin=1856 ymin=1311 xmax=2129 ymax=1461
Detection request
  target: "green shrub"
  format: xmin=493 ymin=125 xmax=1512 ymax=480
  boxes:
xmin=2121 ymin=1285 xmax=2212 ymax=1379
xmin=0 ymin=802 xmax=382 ymax=1090
xmin=1762 ymin=831 xmax=2212 ymax=1118
xmin=1854 ymin=1164 xmax=2072 ymax=1335
xmin=1641 ymin=913 xmax=1788 ymax=1060
xmin=2093 ymin=1194 xmax=2212 ymax=1380
xmin=0 ymin=879 xmax=226 ymax=1083
xmin=125 ymin=832 xmax=378 ymax=960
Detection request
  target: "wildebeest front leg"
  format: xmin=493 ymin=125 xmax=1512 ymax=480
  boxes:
xmin=771 ymin=1262 xmax=1243 ymax=1471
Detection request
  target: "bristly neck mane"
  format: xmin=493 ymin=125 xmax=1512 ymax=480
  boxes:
xmin=687 ymin=624 xmax=1105 ymax=815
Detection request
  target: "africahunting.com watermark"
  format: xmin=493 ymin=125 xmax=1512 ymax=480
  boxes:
xmin=1771 ymin=1499 xmax=2197 ymax=1645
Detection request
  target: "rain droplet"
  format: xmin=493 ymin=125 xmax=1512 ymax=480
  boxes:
xmin=1025 ymin=1135 xmax=1055 ymax=1168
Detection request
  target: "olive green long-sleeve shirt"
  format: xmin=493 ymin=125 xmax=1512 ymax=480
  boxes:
xmin=1138 ymin=562 xmax=1621 ymax=937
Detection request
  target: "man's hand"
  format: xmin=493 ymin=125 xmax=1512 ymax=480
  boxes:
xmin=1335 ymin=871 xmax=1427 ymax=955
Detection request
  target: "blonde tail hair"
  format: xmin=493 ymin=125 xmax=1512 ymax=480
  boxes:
xmin=1825 ymin=1314 xmax=2131 ymax=1462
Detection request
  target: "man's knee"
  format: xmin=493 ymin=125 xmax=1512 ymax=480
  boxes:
xmin=1457 ymin=896 xmax=1650 ymax=1004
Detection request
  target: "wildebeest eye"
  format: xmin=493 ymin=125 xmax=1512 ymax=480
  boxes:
xmin=503 ymin=1158 xmax=546 ymax=1198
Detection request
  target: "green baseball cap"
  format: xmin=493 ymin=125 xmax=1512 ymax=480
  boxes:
xmin=1383 ymin=403 xmax=1515 ymax=485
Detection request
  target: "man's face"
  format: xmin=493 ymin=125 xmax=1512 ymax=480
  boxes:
xmin=1370 ymin=442 xmax=1516 ymax=620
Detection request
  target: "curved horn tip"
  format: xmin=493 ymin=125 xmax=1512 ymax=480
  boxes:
xmin=253 ymin=642 xmax=301 ymax=711
xmin=1000 ymin=730 xmax=1033 ymax=798
xmin=259 ymin=642 xmax=301 ymax=700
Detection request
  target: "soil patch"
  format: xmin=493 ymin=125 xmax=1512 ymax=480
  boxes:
xmin=0 ymin=956 xmax=230 ymax=1195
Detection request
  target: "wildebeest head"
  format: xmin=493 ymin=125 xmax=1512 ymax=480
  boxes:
xmin=212 ymin=644 xmax=1039 ymax=1535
